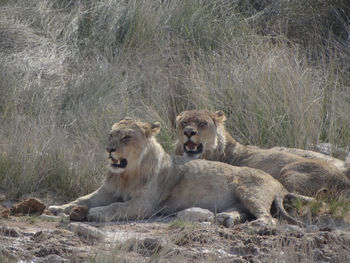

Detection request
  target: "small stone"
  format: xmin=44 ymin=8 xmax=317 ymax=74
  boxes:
xmin=0 ymin=226 xmax=20 ymax=237
xmin=282 ymin=224 xmax=302 ymax=232
xmin=306 ymin=225 xmax=318 ymax=233
xmin=37 ymin=254 xmax=68 ymax=263
xmin=230 ymin=244 xmax=259 ymax=256
xmin=39 ymin=214 xmax=62 ymax=222
xmin=68 ymin=222 xmax=104 ymax=241
xmin=313 ymin=248 xmax=324 ymax=260
xmin=177 ymin=207 xmax=214 ymax=223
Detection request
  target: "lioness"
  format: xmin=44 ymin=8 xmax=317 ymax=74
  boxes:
xmin=49 ymin=118 xmax=306 ymax=225
xmin=174 ymin=110 xmax=350 ymax=196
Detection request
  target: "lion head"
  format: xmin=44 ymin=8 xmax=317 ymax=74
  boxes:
xmin=107 ymin=118 xmax=161 ymax=174
xmin=175 ymin=110 xmax=226 ymax=158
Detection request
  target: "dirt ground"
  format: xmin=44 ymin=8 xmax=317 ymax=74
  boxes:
xmin=1 ymin=199 xmax=350 ymax=263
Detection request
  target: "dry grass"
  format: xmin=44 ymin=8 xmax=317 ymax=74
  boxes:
xmin=0 ymin=0 xmax=349 ymax=202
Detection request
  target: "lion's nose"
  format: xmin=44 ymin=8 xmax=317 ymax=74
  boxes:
xmin=106 ymin=148 xmax=116 ymax=153
xmin=183 ymin=127 xmax=197 ymax=138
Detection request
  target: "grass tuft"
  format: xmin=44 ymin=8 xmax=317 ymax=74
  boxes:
xmin=0 ymin=0 xmax=349 ymax=203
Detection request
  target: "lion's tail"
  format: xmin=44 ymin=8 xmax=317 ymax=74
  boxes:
xmin=274 ymin=193 xmax=313 ymax=227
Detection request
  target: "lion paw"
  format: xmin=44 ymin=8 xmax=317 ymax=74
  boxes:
xmin=48 ymin=204 xmax=77 ymax=215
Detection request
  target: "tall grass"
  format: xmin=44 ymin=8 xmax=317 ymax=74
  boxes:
xmin=0 ymin=0 xmax=349 ymax=201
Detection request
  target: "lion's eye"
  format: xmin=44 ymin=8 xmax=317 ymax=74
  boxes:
xmin=181 ymin=122 xmax=188 ymax=128
xmin=121 ymin=135 xmax=131 ymax=143
xmin=198 ymin=122 xmax=207 ymax=128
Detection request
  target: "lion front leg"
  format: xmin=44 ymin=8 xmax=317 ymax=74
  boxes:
xmin=48 ymin=184 xmax=116 ymax=215
xmin=87 ymin=199 xmax=154 ymax=222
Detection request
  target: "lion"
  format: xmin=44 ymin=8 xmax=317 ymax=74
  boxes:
xmin=49 ymin=118 xmax=308 ymax=225
xmin=174 ymin=110 xmax=350 ymax=196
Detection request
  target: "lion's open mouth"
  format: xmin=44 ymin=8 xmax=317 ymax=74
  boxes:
xmin=109 ymin=156 xmax=128 ymax=168
xmin=183 ymin=141 xmax=203 ymax=155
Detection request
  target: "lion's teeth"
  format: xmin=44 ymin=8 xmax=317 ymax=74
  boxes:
xmin=185 ymin=144 xmax=198 ymax=151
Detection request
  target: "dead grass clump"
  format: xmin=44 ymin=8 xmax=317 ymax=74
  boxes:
xmin=0 ymin=0 xmax=349 ymax=202
xmin=10 ymin=198 xmax=46 ymax=215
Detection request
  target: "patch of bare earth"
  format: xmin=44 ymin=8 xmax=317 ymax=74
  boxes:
xmin=1 ymin=200 xmax=350 ymax=262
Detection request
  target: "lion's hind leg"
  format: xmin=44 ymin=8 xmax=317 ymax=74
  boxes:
xmin=232 ymin=183 xmax=278 ymax=226
xmin=280 ymin=160 xmax=350 ymax=196
xmin=231 ymin=169 xmax=302 ymax=226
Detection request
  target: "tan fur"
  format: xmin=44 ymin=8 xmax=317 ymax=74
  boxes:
xmin=175 ymin=110 xmax=350 ymax=196
xmin=49 ymin=118 xmax=304 ymax=225
xmin=272 ymin=146 xmax=350 ymax=179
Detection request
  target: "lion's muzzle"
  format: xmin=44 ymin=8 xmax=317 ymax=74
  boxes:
xmin=109 ymin=155 xmax=128 ymax=168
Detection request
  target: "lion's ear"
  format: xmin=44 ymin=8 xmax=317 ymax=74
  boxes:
xmin=214 ymin=110 xmax=226 ymax=123
xmin=175 ymin=112 xmax=184 ymax=124
xmin=142 ymin=122 xmax=161 ymax=137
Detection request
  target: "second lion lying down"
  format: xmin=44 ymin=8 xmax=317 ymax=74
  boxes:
xmin=175 ymin=110 xmax=350 ymax=196
xmin=49 ymin=118 xmax=307 ymax=225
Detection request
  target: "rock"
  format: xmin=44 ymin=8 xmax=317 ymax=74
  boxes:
xmin=230 ymin=244 xmax=260 ymax=256
xmin=177 ymin=207 xmax=214 ymax=223
xmin=282 ymin=224 xmax=302 ymax=232
xmin=36 ymin=254 xmax=68 ymax=263
xmin=306 ymin=225 xmax=319 ymax=233
xmin=69 ymin=205 xmax=88 ymax=221
xmin=39 ymin=214 xmax=62 ymax=222
xmin=282 ymin=224 xmax=304 ymax=238
xmin=313 ymin=248 xmax=324 ymax=260
xmin=10 ymin=198 xmax=46 ymax=215
xmin=0 ymin=226 xmax=20 ymax=237
xmin=68 ymin=222 xmax=104 ymax=241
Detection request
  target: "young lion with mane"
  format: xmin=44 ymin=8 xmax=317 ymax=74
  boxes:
xmin=174 ymin=110 xmax=350 ymax=196
xmin=49 ymin=118 xmax=309 ymax=225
